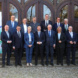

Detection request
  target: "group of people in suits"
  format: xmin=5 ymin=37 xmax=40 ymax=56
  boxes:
xmin=1 ymin=14 xmax=77 ymax=67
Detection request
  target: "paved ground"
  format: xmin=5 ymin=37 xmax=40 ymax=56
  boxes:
xmin=0 ymin=65 xmax=78 ymax=78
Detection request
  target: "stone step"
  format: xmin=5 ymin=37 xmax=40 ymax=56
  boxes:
xmin=0 ymin=59 xmax=78 ymax=65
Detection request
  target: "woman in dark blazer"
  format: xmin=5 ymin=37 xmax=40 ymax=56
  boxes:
xmin=24 ymin=26 xmax=34 ymax=66
xmin=56 ymin=27 xmax=66 ymax=66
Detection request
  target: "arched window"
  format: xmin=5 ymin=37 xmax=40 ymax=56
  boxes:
xmin=57 ymin=0 xmax=64 ymax=4
xmin=24 ymin=0 xmax=28 ymax=3
xmin=43 ymin=5 xmax=51 ymax=20
xmin=17 ymin=0 xmax=21 ymax=3
xmin=59 ymin=5 xmax=68 ymax=22
xmin=27 ymin=4 xmax=36 ymax=22
xmin=74 ymin=5 xmax=78 ymax=21
xmin=9 ymin=4 xmax=18 ymax=22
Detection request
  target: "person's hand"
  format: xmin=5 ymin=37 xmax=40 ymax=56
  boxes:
xmin=13 ymin=46 xmax=15 ymax=50
xmin=29 ymin=45 xmax=32 ymax=47
xmin=70 ymin=41 xmax=73 ymax=44
xmin=53 ymin=44 xmax=56 ymax=49
xmin=59 ymin=40 xmax=62 ymax=43
xmin=7 ymin=41 xmax=12 ymax=43
xmin=74 ymin=41 xmax=76 ymax=44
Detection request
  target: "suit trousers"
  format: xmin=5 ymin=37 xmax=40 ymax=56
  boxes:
xmin=2 ymin=46 xmax=11 ymax=65
xmin=46 ymin=45 xmax=54 ymax=64
xmin=25 ymin=47 xmax=33 ymax=63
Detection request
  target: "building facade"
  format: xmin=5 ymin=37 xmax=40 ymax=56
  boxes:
xmin=0 ymin=0 xmax=78 ymax=32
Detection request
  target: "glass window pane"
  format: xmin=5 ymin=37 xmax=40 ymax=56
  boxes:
xmin=9 ymin=4 xmax=18 ymax=22
xmin=0 ymin=2 xmax=2 ymax=54
xmin=49 ymin=0 xmax=53 ymax=4
xmin=59 ymin=5 xmax=68 ymax=22
xmin=17 ymin=0 xmax=21 ymax=3
xmin=24 ymin=0 xmax=28 ymax=3
xmin=27 ymin=4 xmax=36 ymax=22
xmin=43 ymin=5 xmax=51 ymax=20
xmin=57 ymin=0 xmax=64 ymax=4
xmin=74 ymin=5 xmax=78 ymax=21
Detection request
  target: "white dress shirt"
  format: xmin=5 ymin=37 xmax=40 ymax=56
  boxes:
xmin=57 ymin=22 xmax=60 ymax=27
xmin=23 ymin=24 xmax=27 ymax=33
xmin=6 ymin=31 xmax=9 ymax=38
xmin=69 ymin=32 xmax=73 ymax=38
xmin=58 ymin=33 xmax=61 ymax=40
xmin=28 ymin=33 xmax=32 ymax=42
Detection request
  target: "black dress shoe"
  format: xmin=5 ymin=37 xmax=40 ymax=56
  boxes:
xmin=46 ymin=63 xmax=48 ymax=66
xmin=15 ymin=64 xmax=17 ymax=67
xmin=7 ymin=64 xmax=12 ymax=66
xmin=67 ymin=63 xmax=70 ymax=66
xmin=61 ymin=63 xmax=63 ymax=66
xmin=18 ymin=64 xmax=22 ymax=66
xmin=2 ymin=65 xmax=5 ymax=68
xmin=51 ymin=63 xmax=54 ymax=66
xmin=57 ymin=63 xmax=59 ymax=65
xmin=41 ymin=63 xmax=44 ymax=66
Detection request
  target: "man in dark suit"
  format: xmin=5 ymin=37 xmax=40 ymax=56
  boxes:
xmin=1 ymin=25 xmax=12 ymax=67
xmin=13 ymin=26 xmax=24 ymax=66
xmin=20 ymin=18 xmax=28 ymax=34
xmin=30 ymin=17 xmax=40 ymax=34
xmin=63 ymin=18 xmax=70 ymax=33
xmin=45 ymin=24 xmax=56 ymax=66
xmin=6 ymin=15 xmax=18 ymax=35
xmin=66 ymin=26 xmax=77 ymax=66
xmin=53 ymin=17 xmax=63 ymax=32
xmin=40 ymin=14 xmax=52 ymax=32
xmin=34 ymin=26 xmax=45 ymax=66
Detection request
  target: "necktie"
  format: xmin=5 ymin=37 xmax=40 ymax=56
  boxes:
xmin=18 ymin=32 xmax=21 ymax=38
xmin=6 ymin=31 xmax=9 ymax=38
xmin=65 ymin=25 xmax=68 ymax=31
xmin=46 ymin=21 xmax=48 ymax=27
xmin=38 ymin=32 xmax=40 ymax=37
xmin=11 ymin=22 xmax=14 ymax=28
xmin=49 ymin=31 xmax=51 ymax=37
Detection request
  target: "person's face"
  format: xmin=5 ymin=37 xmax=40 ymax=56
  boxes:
xmin=45 ymin=15 xmax=49 ymax=20
xmin=16 ymin=27 xmax=21 ymax=31
xmin=68 ymin=27 xmax=72 ymax=32
xmin=28 ymin=28 xmax=31 ymax=33
xmin=48 ymin=25 xmax=52 ymax=31
xmin=23 ymin=19 xmax=27 ymax=24
xmin=32 ymin=17 xmax=36 ymax=23
xmin=58 ymin=28 xmax=61 ymax=32
xmin=37 ymin=26 xmax=41 ymax=31
xmin=64 ymin=20 xmax=68 ymax=24
xmin=4 ymin=25 xmax=9 ymax=31
xmin=11 ymin=16 xmax=15 ymax=21
xmin=57 ymin=18 xmax=60 ymax=23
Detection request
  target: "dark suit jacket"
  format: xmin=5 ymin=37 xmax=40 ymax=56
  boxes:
xmin=62 ymin=24 xmax=70 ymax=33
xmin=34 ymin=31 xmax=45 ymax=46
xmin=53 ymin=23 xmax=63 ymax=32
xmin=1 ymin=31 xmax=12 ymax=48
xmin=40 ymin=20 xmax=52 ymax=31
xmin=45 ymin=30 xmax=56 ymax=46
xmin=56 ymin=33 xmax=66 ymax=48
xmin=20 ymin=24 xmax=28 ymax=34
xmin=30 ymin=22 xmax=40 ymax=33
xmin=13 ymin=31 xmax=24 ymax=48
xmin=24 ymin=33 xmax=34 ymax=48
xmin=6 ymin=21 xmax=18 ymax=35
xmin=66 ymin=32 xmax=77 ymax=47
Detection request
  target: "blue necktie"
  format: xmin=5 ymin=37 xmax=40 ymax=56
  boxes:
xmin=38 ymin=32 xmax=40 ymax=37
xmin=11 ymin=22 xmax=14 ymax=28
xmin=49 ymin=31 xmax=51 ymax=37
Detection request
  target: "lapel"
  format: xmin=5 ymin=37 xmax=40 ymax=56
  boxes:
xmin=4 ymin=31 xmax=10 ymax=39
xmin=68 ymin=32 xmax=72 ymax=39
